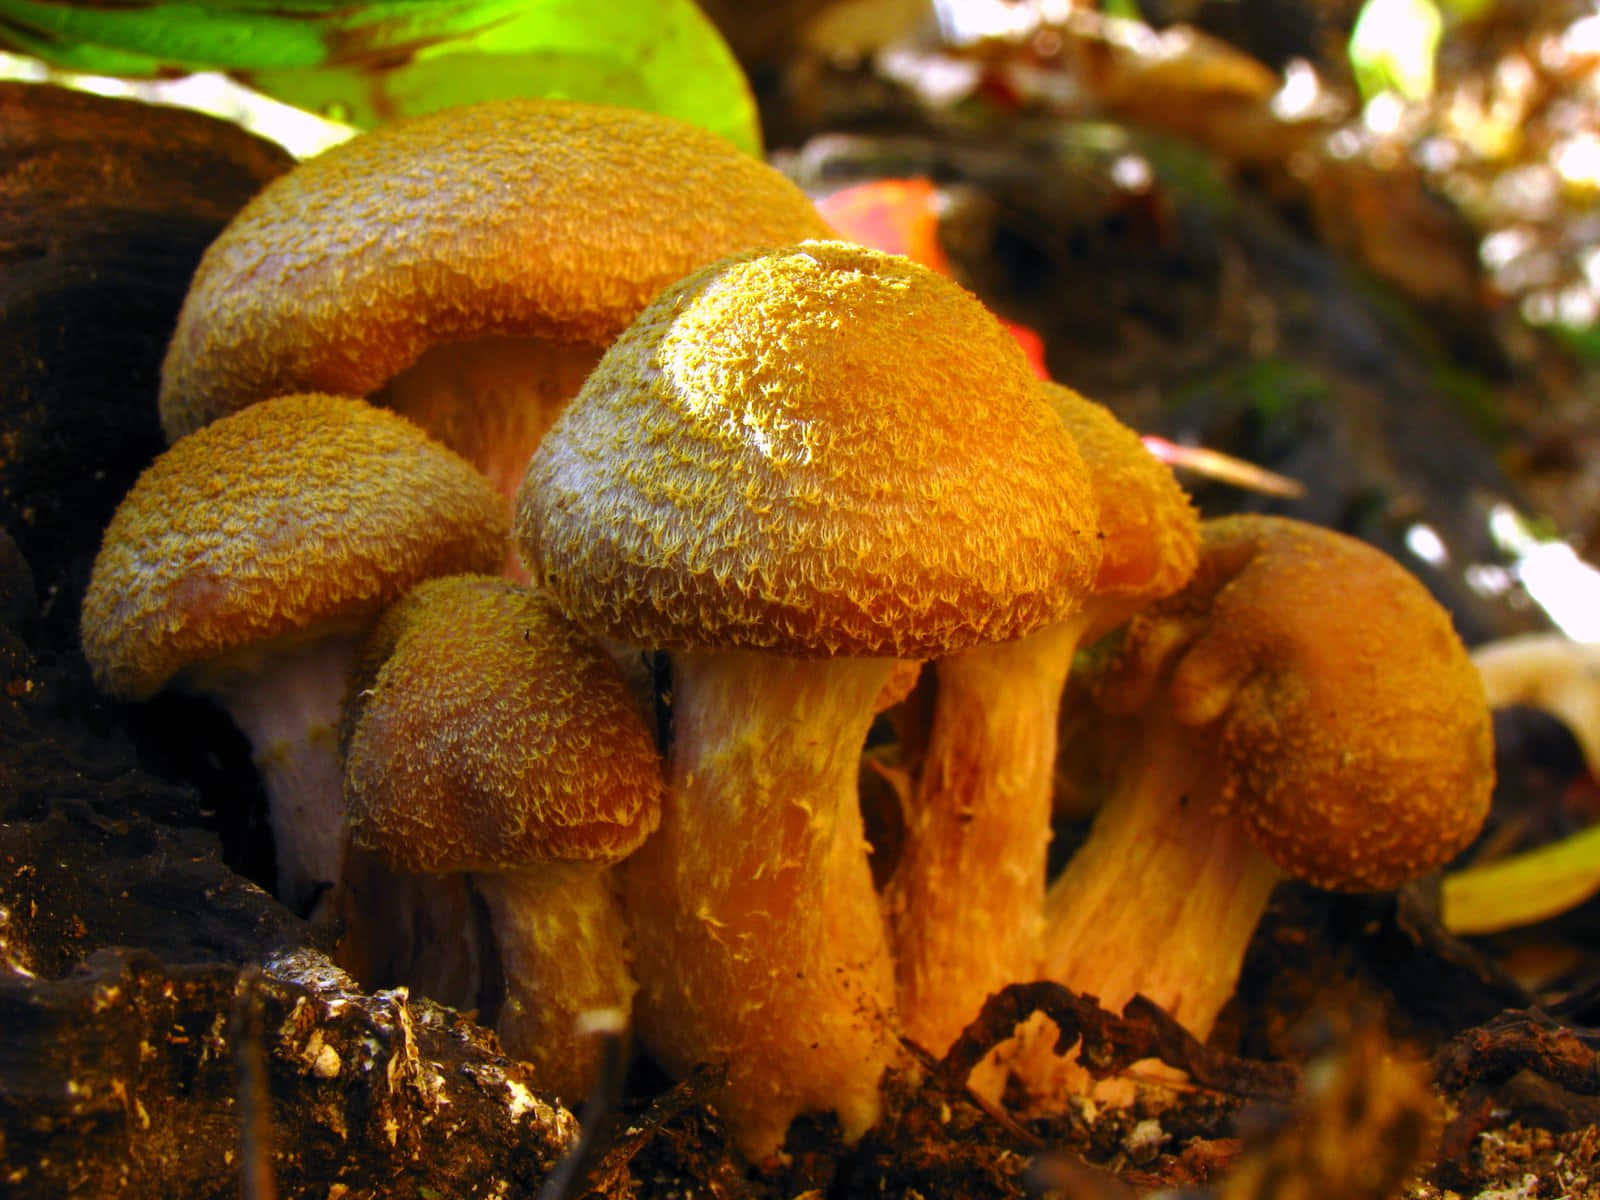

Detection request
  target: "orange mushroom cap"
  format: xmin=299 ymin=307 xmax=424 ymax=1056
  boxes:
xmin=1038 ymin=382 xmax=1199 ymax=611
xmin=1087 ymin=514 xmax=1494 ymax=890
xmin=517 ymin=239 xmax=1100 ymax=658
xmin=159 ymin=98 xmax=832 ymax=442
xmin=344 ymin=574 xmax=662 ymax=874
xmin=81 ymin=393 xmax=507 ymax=700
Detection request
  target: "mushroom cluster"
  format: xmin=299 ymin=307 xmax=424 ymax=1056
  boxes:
xmin=1018 ymin=514 xmax=1494 ymax=1099
xmin=159 ymin=96 xmax=831 ymax=507
xmin=518 ymin=237 xmax=1100 ymax=1154
xmin=80 ymin=93 xmax=1495 ymax=1164
xmin=343 ymin=574 xmax=663 ymax=1098
xmin=80 ymin=393 xmax=507 ymax=915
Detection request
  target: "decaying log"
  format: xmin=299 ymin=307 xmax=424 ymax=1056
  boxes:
xmin=0 ymin=947 xmax=578 ymax=1199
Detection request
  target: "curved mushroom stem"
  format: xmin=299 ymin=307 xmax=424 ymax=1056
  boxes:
xmin=1013 ymin=708 xmax=1282 ymax=1104
xmin=623 ymin=648 xmax=899 ymax=1161
xmin=886 ymin=615 xmax=1091 ymax=1091
xmin=475 ymin=862 xmax=637 ymax=1103
xmin=207 ymin=635 xmax=362 ymax=916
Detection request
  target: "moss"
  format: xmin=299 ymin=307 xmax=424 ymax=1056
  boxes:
xmin=1173 ymin=356 xmax=1331 ymax=444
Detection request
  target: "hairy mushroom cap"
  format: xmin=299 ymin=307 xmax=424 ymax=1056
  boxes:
xmin=343 ymin=574 xmax=662 ymax=873
xmin=159 ymin=98 xmax=832 ymax=441
xmin=81 ymin=393 xmax=508 ymax=700
xmin=1039 ymin=382 xmax=1198 ymax=612
xmin=518 ymin=238 xmax=1098 ymax=1155
xmin=1090 ymin=514 xmax=1493 ymax=890
xmin=342 ymin=573 xmax=662 ymax=1101
xmin=518 ymin=239 xmax=1100 ymax=655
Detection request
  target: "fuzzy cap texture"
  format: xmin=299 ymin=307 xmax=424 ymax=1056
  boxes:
xmin=343 ymin=575 xmax=663 ymax=872
xmin=1085 ymin=514 xmax=1493 ymax=890
xmin=81 ymin=393 xmax=507 ymax=699
xmin=1039 ymin=382 xmax=1199 ymax=602
xmin=158 ymin=97 xmax=832 ymax=441
xmin=517 ymin=240 xmax=1102 ymax=657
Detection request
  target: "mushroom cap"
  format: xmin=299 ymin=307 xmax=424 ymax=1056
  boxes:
xmin=1038 ymin=382 xmax=1199 ymax=605
xmin=159 ymin=97 xmax=833 ymax=441
xmin=517 ymin=240 xmax=1102 ymax=658
xmin=1087 ymin=514 xmax=1493 ymax=891
xmin=81 ymin=393 xmax=508 ymax=700
xmin=343 ymin=575 xmax=663 ymax=873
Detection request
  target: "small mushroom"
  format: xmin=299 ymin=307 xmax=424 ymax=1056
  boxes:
xmin=1019 ymin=514 xmax=1493 ymax=1101
xmin=79 ymin=393 xmax=507 ymax=913
xmin=159 ymin=98 xmax=832 ymax=504
xmin=1470 ymin=632 xmax=1600 ymax=776
xmin=343 ymin=574 xmax=662 ymax=1100
xmin=886 ymin=382 xmax=1194 ymax=1074
xmin=517 ymin=240 xmax=1096 ymax=1157
xmin=1437 ymin=633 xmax=1600 ymax=934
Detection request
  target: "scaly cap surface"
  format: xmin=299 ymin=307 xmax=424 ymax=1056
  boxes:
xmin=159 ymin=97 xmax=832 ymax=440
xmin=518 ymin=240 xmax=1102 ymax=657
xmin=344 ymin=575 xmax=662 ymax=873
xmin=1086 ymin=514 xmax=1493 ymax=890
xmin=81 ymin=394 xmax=507 ymax=699
xmin=1039 ymin=382 xmax=1199 ymax=602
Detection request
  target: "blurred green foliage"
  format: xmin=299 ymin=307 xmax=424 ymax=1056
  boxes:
xmin=0 ymin=0 xmax=762 ymax=154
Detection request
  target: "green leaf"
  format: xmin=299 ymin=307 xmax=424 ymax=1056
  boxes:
xmin=1349 ymin=0 xmax=1443 ymax=102
xmin=0 ymin=0 xmax=761 ymax=154
xmin=1443 ymin=822 xmax=1600 ymax=935
xmin=248 ymin=2 xmax=761 ymax=154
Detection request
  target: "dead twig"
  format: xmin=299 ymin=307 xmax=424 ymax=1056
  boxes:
xmin=1432 ymin=1007 xmax=1600 ymax=1095
xmin=230 ymin=964 xmax=276 ymax=1200
xmin=937 ymin=981 xmax=1300 ymax=1103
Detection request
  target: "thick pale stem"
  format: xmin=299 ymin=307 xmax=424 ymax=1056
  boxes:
xmin=379 ymin=335 xmax=605 ymax=507
xmin=210 ymin=636 xmax=361 ymax=914
xmin=623 ymin=649 xmax=898 ymax=1160
xmin=1016 ymin=712 xmax=1282 ymax=1101
xmin=887 ymin=617 xmax=1090 ymax=1073
xmin=477 ymin=864 xmax=636 ymax=1103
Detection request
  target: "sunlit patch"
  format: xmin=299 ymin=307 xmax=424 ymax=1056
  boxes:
xmin=1110 ymin=153 xmax=1153 ymax=192
xmin=1272 ymin=59 xmax=1324 ymax=122
xmin=1363 ymin=90 xmax=1408 ymax=137
xmin=1554 ymin=132 xmax=1600 ymax=189
xmin=1487 ymin=503 xmax=1600 ymax=642
xmin=1404 ymin=522 xmax=1449 ymax=567
xmin=0 ymin=50 xmax=353 ymax=158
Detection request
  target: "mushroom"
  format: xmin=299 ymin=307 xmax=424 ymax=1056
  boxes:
xmin=1470 ymin=632 xmax=1600 ymax=776
xmin=1436 ymin=633 xmax=1600 ymax=934
xmin=343 ymin=574 xmax=662 ymax=1100
xmin=159 ymin=97 xmax=833 ymax=505
xmin=885 ymin=381 xmax=1195 ymax=1075
xmin=1017 ymin=514 xmax=1493 ymax=1101
xmin=79 ymin=393 xmax=507 ymax=913
xmin=516 ymin=240 xmax=1098 ymax=1157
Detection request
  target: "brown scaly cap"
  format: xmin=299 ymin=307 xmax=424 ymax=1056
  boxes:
xmin=1086 ymin=514 xmax=1493 ymax=891
xmin=159 ymin=98 xmax=833 ymax=441
xmin=1039 ymin=382 xmax=1199 ymax=604
xmin=344 ymin=575 xmax=663 ymax=873
xmin=81 ymin=394 xmax=507 ymax=700
xmin=517 ymin=240 xmax=1102 ymax=658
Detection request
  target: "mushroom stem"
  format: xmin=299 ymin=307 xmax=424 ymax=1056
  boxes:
xmin=476 ymin=862 xmax=637 ymax=1101
xmin=1020 ymin=709 xmax=1282 ymax=1097
xmin=207 ymin=634 xmax=362 ymax=914
xmin=888 ymin=614 xmax=1092 ymax=1079
xmin=624 ymin=648 xmax=899 ymax=1160
xmin=378 ymin=335 xmax=605 ymax=510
